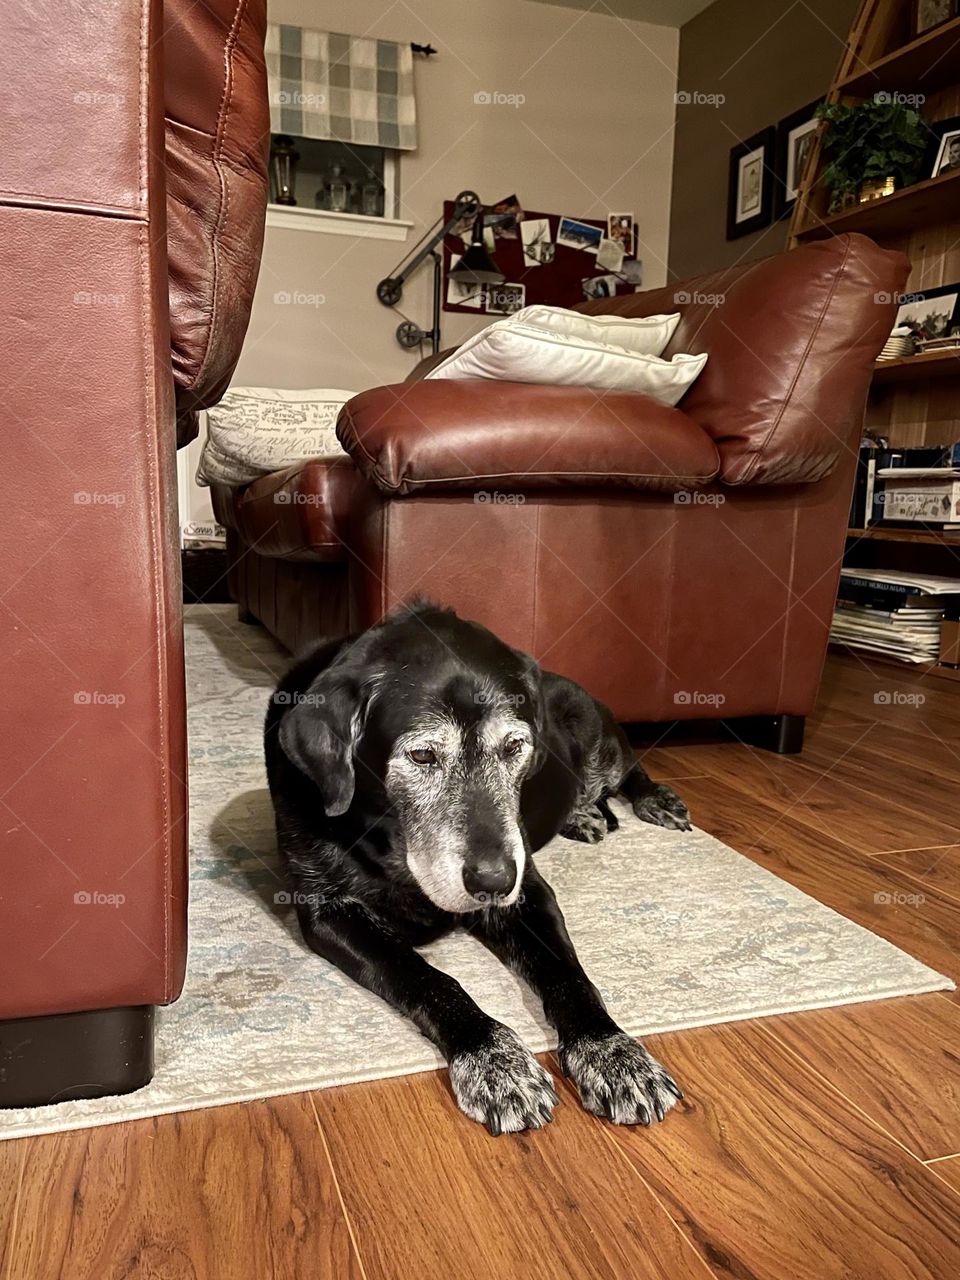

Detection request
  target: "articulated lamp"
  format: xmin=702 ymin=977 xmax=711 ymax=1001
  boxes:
xmin=376 ymin=190 xmax=509 ymax=352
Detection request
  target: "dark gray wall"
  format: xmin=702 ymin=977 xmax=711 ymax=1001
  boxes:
xmin=669 ymin=0 xmax=859 ymax=280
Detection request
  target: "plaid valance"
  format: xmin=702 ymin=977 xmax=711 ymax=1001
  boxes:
xmin=265 ymin=25 xmax=418 ymax=151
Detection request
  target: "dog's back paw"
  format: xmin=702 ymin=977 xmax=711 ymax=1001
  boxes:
xmin=632 ymin=784 xmax=691 ymax=831
xmin=560 ymin=805 xmax=607 ymax=843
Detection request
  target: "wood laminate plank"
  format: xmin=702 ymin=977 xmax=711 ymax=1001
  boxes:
xmin=876 ymin=846 xmax=960 ymax=901
xmin=0 ymin=1096 xmax=361 ymax=1280
xmin=598 ymin=1020 xmax=960 ymax=1280
xmin=665 ymin=740 xmax=960 ymax=854
xmin=761 ymin=994 xmax=960 ymax=1161
xmin=312 ymin=1064 xmax=712 ymax=1280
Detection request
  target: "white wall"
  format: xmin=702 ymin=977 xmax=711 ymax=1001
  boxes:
xmin=234 ymin=0 xmax=679 ymax=392
xmin=183 ymin=0 xmax=679 ymax=527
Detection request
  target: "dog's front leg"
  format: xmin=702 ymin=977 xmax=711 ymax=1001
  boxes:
xmin=297 ymin=899 xmax=558 ymax=1134
xmin=475 ymin=868 xmax=682 ymax=1126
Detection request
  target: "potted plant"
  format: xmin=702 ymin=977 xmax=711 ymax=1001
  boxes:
xmin=815 ymin=99 xmax=928 ymax=213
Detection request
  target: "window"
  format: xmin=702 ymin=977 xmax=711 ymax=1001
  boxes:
xmin=269 ymin=133 xmax=399 ymax=221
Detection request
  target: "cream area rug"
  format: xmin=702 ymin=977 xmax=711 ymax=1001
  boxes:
xmin=0 ymin=606 xmax=951 ymax=1140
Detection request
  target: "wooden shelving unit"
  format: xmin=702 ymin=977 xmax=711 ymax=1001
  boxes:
xmin=794 ymin=167 xmax=960 ymax=242
xmin=873 ymin=349 xmax=960 ymax=382
xmin=836 ymin=15 xmax=960 ymax=97
xmin=847 ymin=526 xmax=960 ymax=545
xmin=788 ymin=0 xmax=960 ymax=673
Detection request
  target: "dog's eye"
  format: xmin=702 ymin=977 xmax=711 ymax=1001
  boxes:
xmin=502 ymin=737 xmax=525 ymax=758
xmin=408 ymin=747 xmax=439 ymax=767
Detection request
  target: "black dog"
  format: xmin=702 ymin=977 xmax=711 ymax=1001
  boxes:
xmin=265 ymin=602 xmax=690 ymax=1135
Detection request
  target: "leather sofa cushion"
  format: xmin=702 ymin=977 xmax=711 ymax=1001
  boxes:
xmin=577 ymin=233 xmax=909 ymax=485
xmin=211 ymin=457 xmax=362 ymax=561
xmin=336 ymin=381 xmax=721 ymax=496
xmin=164 ymin=0 xmax=270 ymax=444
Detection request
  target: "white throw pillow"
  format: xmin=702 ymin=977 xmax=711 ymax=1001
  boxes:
xmin=507 ymin=305 xmax=680 ymax=357
xmin=425 ymin=322 xmax=707 ymax=407
xmin=197 ymin=387 xmax=356 ymax=487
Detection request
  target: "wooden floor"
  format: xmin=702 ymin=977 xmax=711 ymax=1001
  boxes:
xmin=3 ymin=652 xmax=960 ymax=1279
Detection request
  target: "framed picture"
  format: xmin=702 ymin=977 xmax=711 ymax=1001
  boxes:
xmin=726 ymin=126 xmax=775 ymax=239
xmin=894 ymin=283 xmax=960 ymax=340
xmin=913 ymin=0 xmax=956 ymax=36
xmin=774 ymin=101 xmax=820 ymax=219
xmin=930 ymin=115 xmax=960 ymax=177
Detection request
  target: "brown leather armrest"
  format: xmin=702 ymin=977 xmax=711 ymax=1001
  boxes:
xmin=336 ymin=380 xmax=720 ymax=497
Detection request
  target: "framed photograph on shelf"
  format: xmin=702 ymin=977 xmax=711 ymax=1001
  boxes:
xmin=726 ymin=126 xmax=775 ymax=239
xmin=913 ymin=0 xmax=956 ymax=37
xmin=773 ymin=101 xmax=820 ymax=219
xmin=894 ymin=283 xmax=960 ymax=340
xmin=929 ymin=115 xmax=960 ymax=177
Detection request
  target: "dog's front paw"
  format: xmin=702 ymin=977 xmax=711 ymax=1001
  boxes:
xmin=559 ymin=1031 xmax=682 ymax=1126
xmin=560 ymin=806 xmax=607 ymax=844
xmin=632 ymin=783 xmax=691 ymax=831
xmin=449 ymin=1025 xmax=559 ymax=1135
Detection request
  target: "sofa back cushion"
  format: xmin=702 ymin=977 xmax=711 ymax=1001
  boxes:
xmin=577 ymin=233 xmax=909 ymax=485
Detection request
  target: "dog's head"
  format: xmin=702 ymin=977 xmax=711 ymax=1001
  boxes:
xmin=278 ymin=604 xmax=544 ymax=913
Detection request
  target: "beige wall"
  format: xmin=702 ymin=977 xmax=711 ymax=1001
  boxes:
xmin=669 ymin=0 xmax=857 ymax=280
xmin=232 ymin=0 xmax=679 ymax=394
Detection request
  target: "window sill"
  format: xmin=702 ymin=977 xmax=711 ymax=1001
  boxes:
xmin=265 ymin=204 xmax=413 ymax=241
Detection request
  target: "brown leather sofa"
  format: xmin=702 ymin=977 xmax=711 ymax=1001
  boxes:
xmin=214 ymin=233 xmax=906 ymax=752
xmin=0 ymin=0 xmax=268 ymax=1107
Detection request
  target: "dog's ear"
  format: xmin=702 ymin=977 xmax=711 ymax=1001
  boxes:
xmin=518 ymin=655 xmax=547 ymax=773
xmin=278 ymin=672 xmax=366 ymax=816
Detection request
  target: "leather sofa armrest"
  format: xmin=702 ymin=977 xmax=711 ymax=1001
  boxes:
xmin=336 ymin=380 xmax=720 ymax=497
xmin=405 ymin=348 xmax=456 ymax=382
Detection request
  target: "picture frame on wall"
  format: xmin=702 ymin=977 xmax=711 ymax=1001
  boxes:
xmin=726 ymin=126 xmax=775 ymax=240
xmin=913 ymin=0 xmax=956 ymax=37
xmin=773 ymin=101 xmax=820 ymax=220
xmin=929 ymin=115 xmax=960 ymax=177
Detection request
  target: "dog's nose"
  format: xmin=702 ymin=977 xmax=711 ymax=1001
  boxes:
xmin=462 ymin=859 xmax=516 ymax=902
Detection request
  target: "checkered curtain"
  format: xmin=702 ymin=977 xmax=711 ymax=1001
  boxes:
xmin=266 ymin=25 xmax=418 ymax=151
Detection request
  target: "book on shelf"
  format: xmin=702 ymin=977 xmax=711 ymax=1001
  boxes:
xmin=831 ymin=569 xmax=960 ymax=664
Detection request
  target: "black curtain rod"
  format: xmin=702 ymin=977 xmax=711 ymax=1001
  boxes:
xmin=411 ymin=42 xmax=437 ymax=56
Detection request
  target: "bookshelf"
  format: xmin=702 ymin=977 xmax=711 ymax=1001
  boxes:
xmin=787 ymin=0 xmax=960 ymax=673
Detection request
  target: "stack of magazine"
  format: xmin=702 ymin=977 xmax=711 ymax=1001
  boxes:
xmin=831 ymin=569 xmax=960 ymax=664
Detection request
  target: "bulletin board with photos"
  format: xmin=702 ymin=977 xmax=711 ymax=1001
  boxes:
xmin=441 ymin=196 xmax=643 ymax=316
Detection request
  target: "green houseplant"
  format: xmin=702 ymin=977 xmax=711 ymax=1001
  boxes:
xmin=815 ymin=99 xmax=928 ymax=213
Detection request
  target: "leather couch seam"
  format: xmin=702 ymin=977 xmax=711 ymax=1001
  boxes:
xmin=732 ymin=235 xmax=854 ymax=486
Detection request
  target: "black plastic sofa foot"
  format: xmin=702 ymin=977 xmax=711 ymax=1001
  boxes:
xmin=0 ymin=1005 xmax=155 ymax=1108
xmin=237 ymin=605 xmax=259 ymax=625
xmin=733 ymin=713 xmax=806 ymax=754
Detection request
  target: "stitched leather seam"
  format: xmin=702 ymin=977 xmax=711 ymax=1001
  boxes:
xmin=733 ymin=237 xmax=853 ymax=485
xmin=0 ymin=193 xmax=146 ymax=220
xmin=185 ymin=0 xmax=248 ymax=394
xmin=137 ymin=4 xmax=172 ymax=1001
xmin=357 ymin=468 xmax=719 ymax=491
xmin=165 ymin=120 xmax=266 ymax=180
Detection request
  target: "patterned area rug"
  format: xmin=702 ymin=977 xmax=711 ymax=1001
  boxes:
xmin=0 ymin=606 xmax=951 ymax=1140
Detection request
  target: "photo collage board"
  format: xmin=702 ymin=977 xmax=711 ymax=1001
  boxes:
xmin=441 ymin=197 xmax=642 ymax=316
